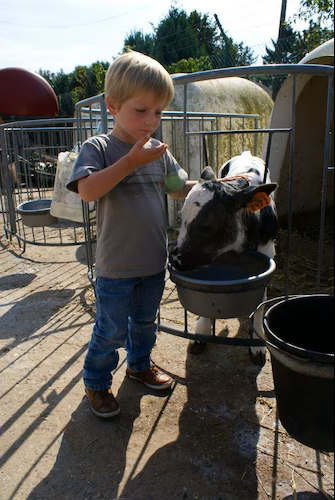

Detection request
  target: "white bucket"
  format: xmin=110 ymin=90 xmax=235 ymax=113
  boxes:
xmin=50 ymin=151 xmax=95 ymax=223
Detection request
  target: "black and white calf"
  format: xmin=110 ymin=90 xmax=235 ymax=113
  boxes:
xmin=170 ymin=150 xmax=279 ymax=365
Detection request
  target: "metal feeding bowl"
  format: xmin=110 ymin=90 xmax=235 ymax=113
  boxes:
xmin=16 ymin=199 xmax=58 ymax=227
xmin=169 ymin=251 xmax=276 ymax=319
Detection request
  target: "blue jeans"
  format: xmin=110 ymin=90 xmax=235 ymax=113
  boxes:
xmin=83 ymin=271 xmax=165 ymax=391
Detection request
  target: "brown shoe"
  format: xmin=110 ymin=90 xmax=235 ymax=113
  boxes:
xmin=85 ymin=388 xmax=120 ymax=418
xmin=126 ymin=365 xmax=173 ymax=390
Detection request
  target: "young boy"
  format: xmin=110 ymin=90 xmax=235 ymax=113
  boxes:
xmin=67 ymin=51 xmax=196 ymax=418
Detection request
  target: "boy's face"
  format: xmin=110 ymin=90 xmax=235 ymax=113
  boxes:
xmin=107 ymin=91 xmax=165 ymax=144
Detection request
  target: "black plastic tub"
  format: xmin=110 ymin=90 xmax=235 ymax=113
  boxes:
xmin=263 ymin=294 xmax=334 ymax=452
xmin=169 ymin=251 xmax=276 ymax=319
xmin=16 ymin=199 xmax=58 ymax=227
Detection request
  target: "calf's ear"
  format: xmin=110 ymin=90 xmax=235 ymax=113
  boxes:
xmin=249 ymin=182 xmax=278 ymax=196
xmin=200 ymin=166 xmax=217 ymax=181
xmin=236 ymin=182 xmax=278 ymax=207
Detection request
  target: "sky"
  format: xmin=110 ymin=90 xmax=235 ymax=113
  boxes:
xmin=0 ymin=0 xmax=305 ymax=74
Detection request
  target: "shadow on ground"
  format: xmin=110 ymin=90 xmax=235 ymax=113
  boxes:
xmin=0 ymin=273 xmax=36 ymax=290
xmin=0 ymin=289 xmax=75 ymax=349
xmin=27 ymin=321 xmax=263 ymax=500
xmin=283 ymin=494 xmax=325 ymax=499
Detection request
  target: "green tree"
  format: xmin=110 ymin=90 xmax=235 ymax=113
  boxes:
xmin=188 ymin=11 xmax=219 ymax=57
xmin=123 ymin=30 xmax=155 ymax=56
xmin=40 ymin=61 xmax=108 ymax=117
xmin=215 ymin=34 xmax=255 ymax=67
xmin=122 ymin=7 xmax=254 ymax=72
xmin=263 ymin=24 xmax=300 ymax=65
xmin=152 ymin=7 xmax=201 ymax=65
xmin=263 ymin=0 xmax=334 ymax=65
xmin=262 ymin=0 xmax=333 ymax=97
xmin=261 ymin=24 xmax=300 ymax=98
xmin=292 ymin=0 xmax=334 ymax=58
xmin=167 ymin=55 xmax=213 ymax=74
xmin=298 ymin=0 xmax=334 ymax=24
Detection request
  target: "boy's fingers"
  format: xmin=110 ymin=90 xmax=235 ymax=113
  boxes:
xmin=154 ymin=143 xmax=167 ymax=152
xmin=135 ymin=135 xmax=151 ymax=149
xmin=151 ymin=145 xmax=167 ymax=157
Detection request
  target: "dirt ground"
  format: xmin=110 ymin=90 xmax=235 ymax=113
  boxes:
xmin=0 ymin=229 xmax=334 ymax=500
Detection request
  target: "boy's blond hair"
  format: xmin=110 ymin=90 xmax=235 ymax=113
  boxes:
xmin=105 ymin=51 xmax=174 ymax=110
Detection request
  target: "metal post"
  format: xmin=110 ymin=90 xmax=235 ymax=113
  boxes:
xmin=183 ymin=85 xmax=188 ymax=173
xmin=100 ymin=95 xmax=109 ymax=134
xmin=285 ymin=74 xmax=296 ymax=296
xmin=263 ymin=132 xmax=274 ymax=183
xmin=316 ymin=76 xmax=334 ymax=292
xmin=0 ymin=127 xmax=17 ymax=237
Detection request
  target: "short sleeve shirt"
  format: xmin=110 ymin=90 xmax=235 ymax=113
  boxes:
xmin=67 ymin=134 xmax=188 ymax=278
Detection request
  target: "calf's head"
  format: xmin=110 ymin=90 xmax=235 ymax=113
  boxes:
xmin=170 ymin=166 xmax=277 ymax=271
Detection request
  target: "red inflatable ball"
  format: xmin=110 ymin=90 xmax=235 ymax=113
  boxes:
xmin=0 ymin=67 xmax=59 ymax=117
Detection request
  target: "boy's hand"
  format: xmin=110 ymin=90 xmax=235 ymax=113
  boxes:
xmin=127 ymin=136 xmax=167 ymax=169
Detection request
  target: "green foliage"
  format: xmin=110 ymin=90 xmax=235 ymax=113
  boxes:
xmin=218 ymin=37 xmax=256 ymax=67
xmin=39 ymin=61 xmax=108 ymax=117
xmin=188 ymin=11 xmax=220 ymax=56
xmin=167 ymin=56 xmax=212 ymax=74
xmin=263 ymin=24 xmax=300 ymax=65
xmin=298 ymin=0 xmax=334 ymax=23
xmin=262 ymin=0 xmax=334 ymax=97
xmin=153 ymin=7 xmax=202 ymax=65
xmin=124 ymin=30 xmax=155 ymax=56
xmin=123 ymin=6 xmax=255 ymax=71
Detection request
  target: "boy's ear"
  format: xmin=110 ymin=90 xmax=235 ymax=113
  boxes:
xmin=106 ymin=97 xmax=117 ymax=115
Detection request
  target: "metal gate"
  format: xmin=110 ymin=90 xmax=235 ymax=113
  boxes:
xmin=5 ymin=64 xmax=331 ymax=348
xmin=160 ymin=64 xmax=334 ymax=346
xmin=0 ymin=117 xmax=96 ymax=250
xmin=75 ymin=64 xmax=334 ymax=347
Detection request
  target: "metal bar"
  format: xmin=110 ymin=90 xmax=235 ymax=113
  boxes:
xmin=254 ymin=117 xmax=259 ymax=155
xmin=316 ymin=76 xmax=334 ymax=291
xmin=75 ymin=93 xmax=105 ymax=111
xmin=0 ymin=127 xmax=17 ymax=236
xmin=161 ymin=117 xmax=215 ymax=123
xmin=74 ymin=109 xmax=259 ymax=120
xmin=158 ymin=324 xmax=265 ymax=346
xmin=89 ymin=106 xmax=94 ymax=137
xmin=183 ymin=84 xmax=188 ymax=173
xmin=285 ymin=74 xmax=297 ymax=296
xmin=212 ymin=319 xmax=216 ymax=337
xmin=12 ymin=232 xmax=87 ymax=247
xmin=82 ymin=200 xmax=96 ymax=280
xmin=183 ymin=309 xmax=189 ymax=334
xmin=164 ymin=112 xmax=260 ymax=119
xmin=100 ymin=97 xmax=109 ymax=134
xmin=0 ymin=118 xmax=78 ymax=128
xmin=263 ymin=132 xmax=274 ymax=183
xmin=186 ymin=128 xmax=292 ymax=136
xmin=215 ymin=117 xmax=219 ymax=171
xmin=172 ymin=64 xmax=334 ymax=86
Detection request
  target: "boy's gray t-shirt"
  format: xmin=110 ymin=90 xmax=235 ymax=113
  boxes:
xmin=67 ymin=134 xmax=188 ymax=279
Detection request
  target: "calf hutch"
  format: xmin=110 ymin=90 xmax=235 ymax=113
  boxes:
xmin=265 ymin=38 xmax=334 ymax=217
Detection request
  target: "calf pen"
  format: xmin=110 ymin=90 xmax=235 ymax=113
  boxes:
xmin=0 ymin=117 xmax=98 ymax=250
xmin=1 ymin=64 xmax=333 ymax=347
xmin=74 ymin=64 xmax=334 ymax=349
